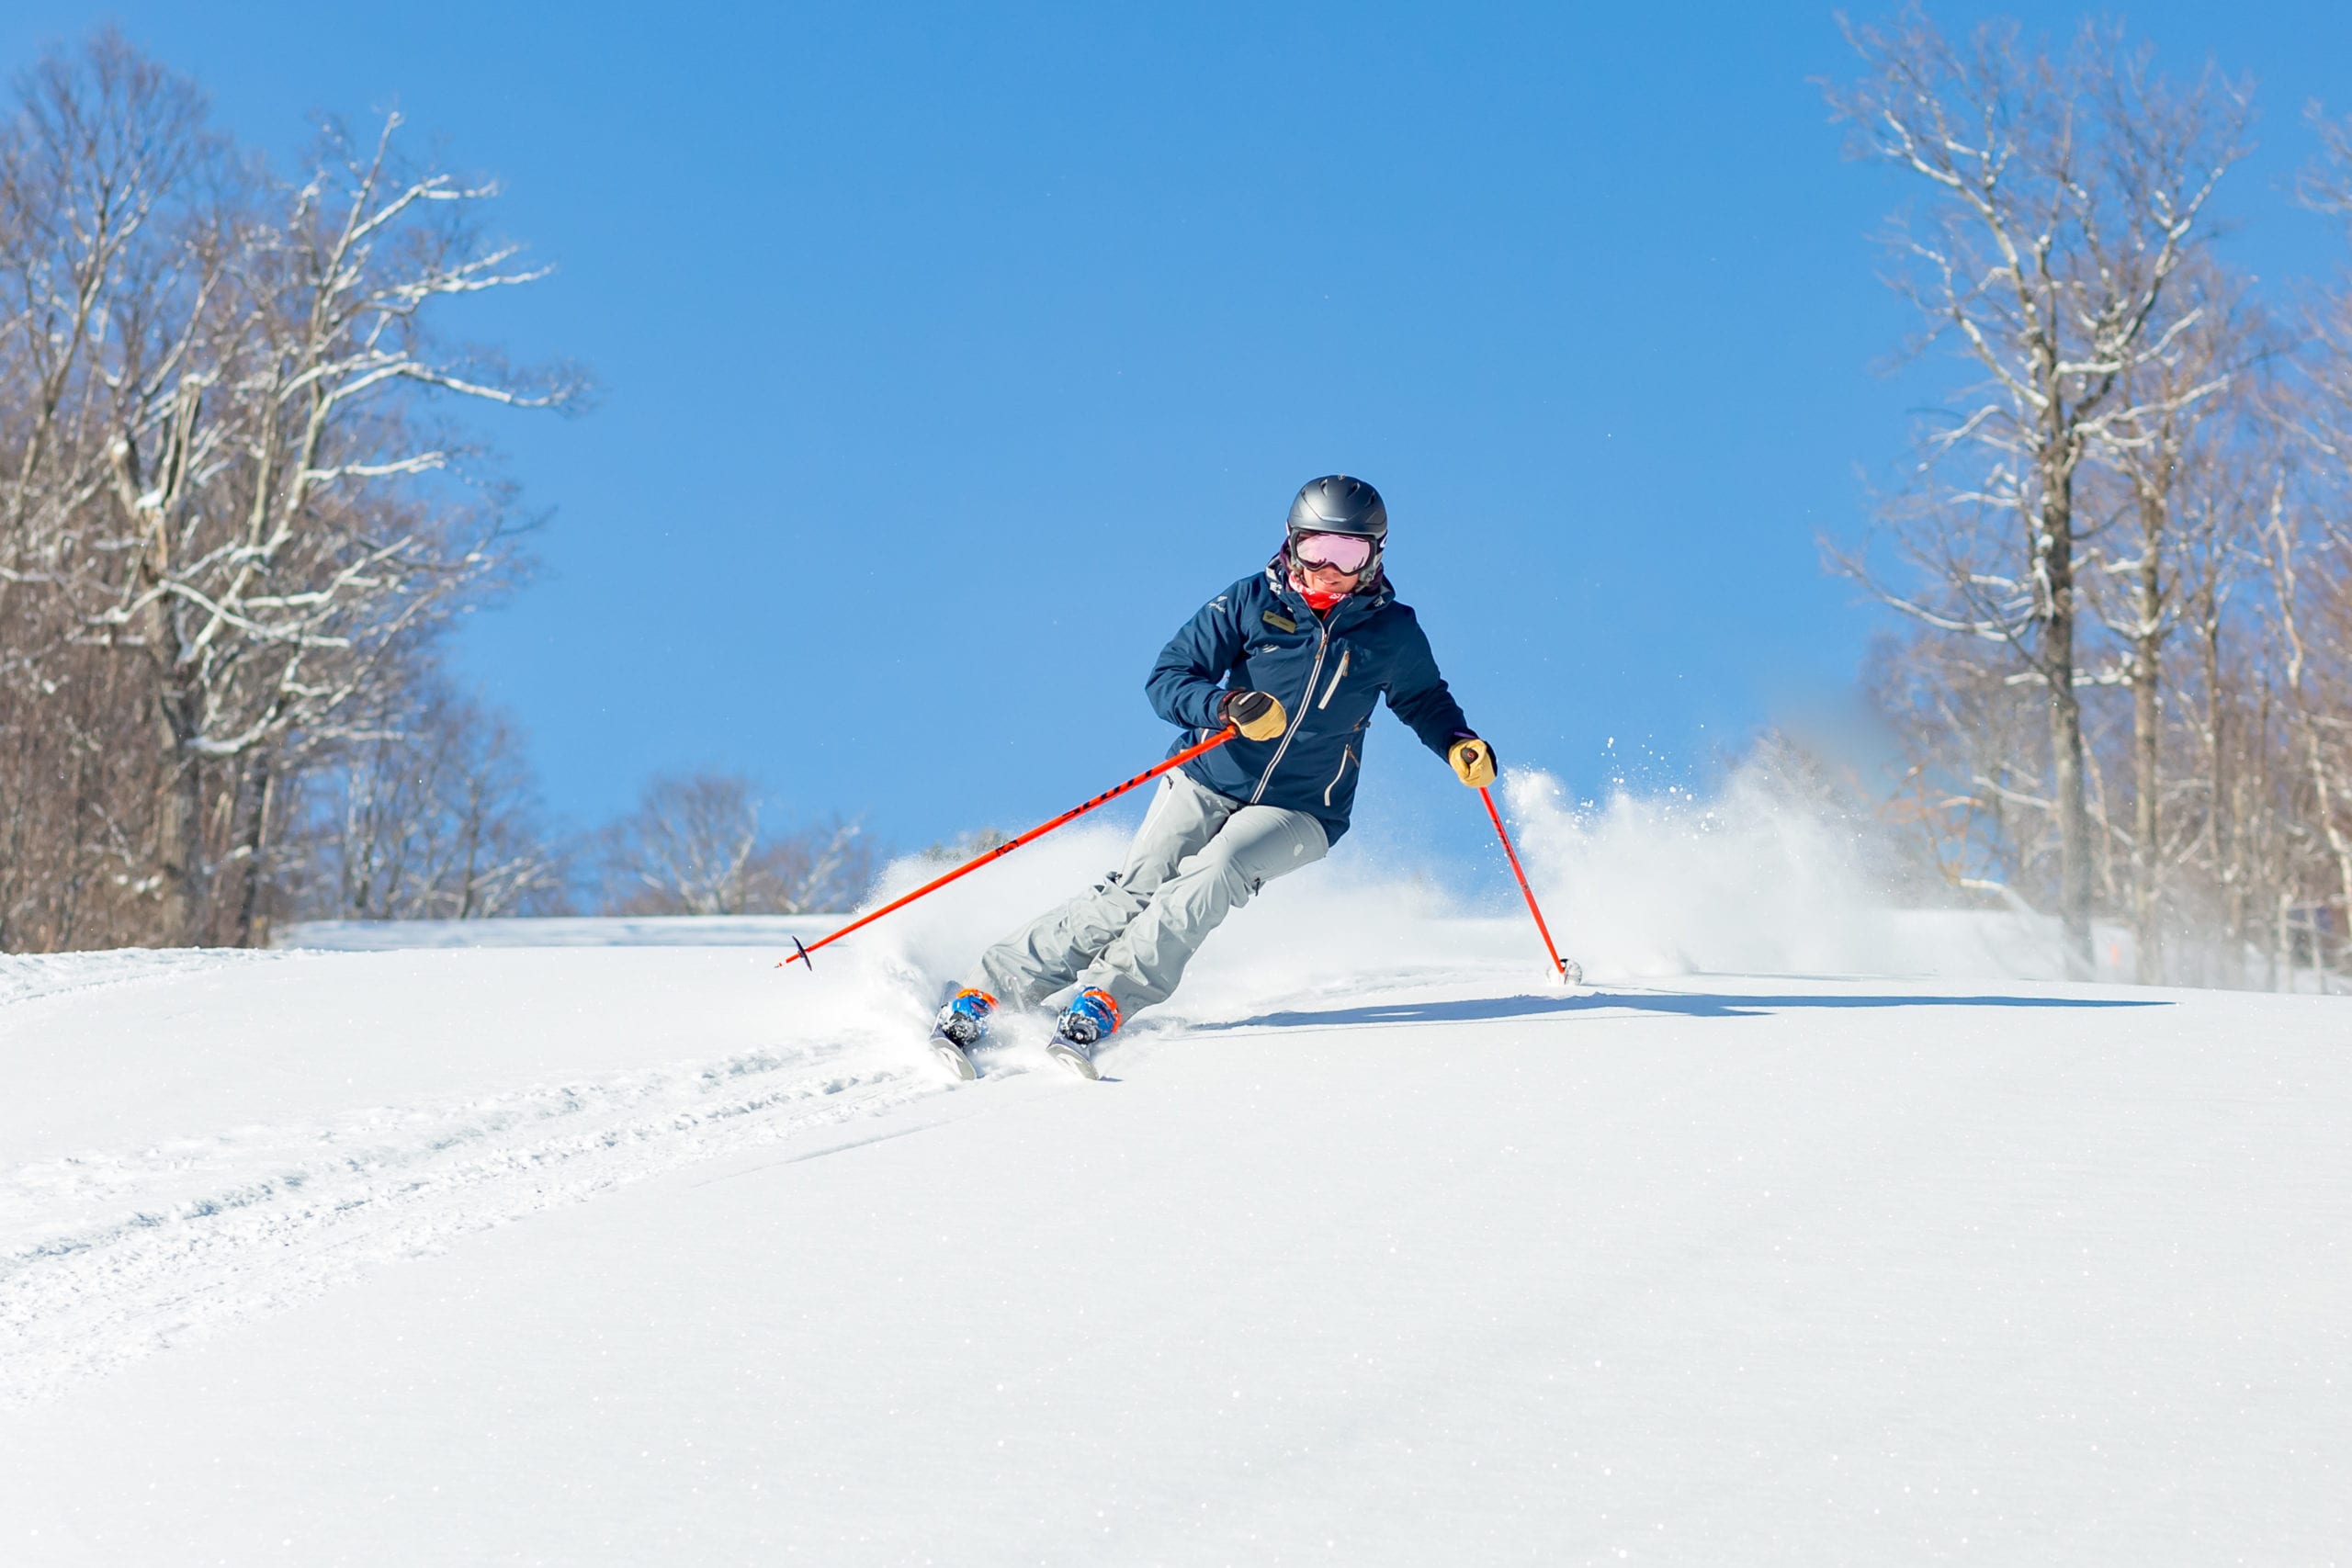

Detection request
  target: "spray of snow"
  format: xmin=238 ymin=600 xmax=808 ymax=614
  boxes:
xmin=1495 ymin=765 xmax=2072 ymax=981
xmin=1496 ymin=765 xmax=1897 ymax=977
xmin=798 ymin=760 xmax=2075 ymax=1021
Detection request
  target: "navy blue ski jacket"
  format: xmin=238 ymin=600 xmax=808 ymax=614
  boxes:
xmin=1148 ymin=556 xmax=1471 ymax=845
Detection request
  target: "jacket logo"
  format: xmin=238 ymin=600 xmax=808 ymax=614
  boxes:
xmin=1261 ymin=610 xmax=1297 ymax=632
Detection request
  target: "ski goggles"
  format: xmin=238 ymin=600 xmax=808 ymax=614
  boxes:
xmin=1293 ymin=531 xmax=1374 ymax=574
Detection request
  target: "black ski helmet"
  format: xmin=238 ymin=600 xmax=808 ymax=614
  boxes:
xmin=1285 ymin=475 xmax=1386 ymax=578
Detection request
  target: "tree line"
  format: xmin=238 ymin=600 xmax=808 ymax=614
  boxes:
xmin=0 ymin=33 xmax=869 ymax=949
xmin=1819 ymin=6 xmax=2352 ymax=989
xmin=18 ymin=15 xmax=2351 ymax=978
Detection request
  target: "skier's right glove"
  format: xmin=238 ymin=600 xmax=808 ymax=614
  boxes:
xmin=1219 ymin=689 xmax=1288 ymax=741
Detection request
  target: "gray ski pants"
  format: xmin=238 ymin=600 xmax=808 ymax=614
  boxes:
xmin=969 ymin=769 xmax=1329 ymax=1023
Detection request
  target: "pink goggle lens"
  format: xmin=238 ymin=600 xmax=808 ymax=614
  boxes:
xmin=1295 ymin=532 xmax=1374 ymax=573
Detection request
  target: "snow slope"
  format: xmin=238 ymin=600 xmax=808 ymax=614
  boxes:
xmin=3 ymin=823 xmax=2348 ymax=1564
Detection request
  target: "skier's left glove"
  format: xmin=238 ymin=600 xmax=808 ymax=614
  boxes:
xmin=1448 ymin=736 xmax=1498 ymax=787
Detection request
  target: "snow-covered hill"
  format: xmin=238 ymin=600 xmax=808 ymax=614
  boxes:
xmin=4 ymin=820 xmax=2347 ymax=1563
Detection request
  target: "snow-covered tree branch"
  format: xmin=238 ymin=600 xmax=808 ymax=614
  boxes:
xmin=0 ymin=30 xmax=580 ymax=950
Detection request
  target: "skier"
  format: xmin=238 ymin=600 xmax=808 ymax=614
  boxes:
xmin=930 ymin=475 xmax=1497 ymax=1078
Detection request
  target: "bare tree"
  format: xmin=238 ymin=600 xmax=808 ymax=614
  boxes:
xmin=2245 ymin=107 xmax=2352 ymax=976
xmin=0 ymin=31 xmax=578 ymax=950
xmin=1864 ymin=627 xmax=2053 ymax=905
xmin=600 ymin=773 xmax=769 ymax=916
xmin=87 ymin=112 xmax=578 ymax=942
xmin=283 ymin=679 xmax=572 ymax=924
xmin=764 ymin=817 xmax=874 ymax=914
xmin=2252 ymin=488 xmax=2352 ymax=969
xmin=597 ymin=771 xmax=875 ymax=917
xmin=1824 ymin=5 xmax=2252 ymax=973
xmin=2086 ymin=265 xmax=2269 ymax=979
xmin=0 ymin=36 xmax=216 ymax=950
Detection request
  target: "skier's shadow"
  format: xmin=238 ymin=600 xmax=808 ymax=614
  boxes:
xmin=1221 ymin=988 xmax=2171 ymax=1031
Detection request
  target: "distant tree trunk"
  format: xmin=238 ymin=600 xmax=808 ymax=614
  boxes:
xmin=2300 ymin=720 xmax=2352 ymax=981
xmin=2130 ymin=490 xmax=2166 ymax=985
xmin=232 ymin=758 xmax=277 ymax=949
xmin=2200 ymin=608 xmax=2236 ymax=985
xmin=2275 ymin=890 xmax=2293 ymax=992
xmin=2038 ymin=438 xmax=2096 ymax=976
xmin=454 ymin=771 xmax=487 ymax=920
xmin=153 ymin=699 xmax=207 ymax=945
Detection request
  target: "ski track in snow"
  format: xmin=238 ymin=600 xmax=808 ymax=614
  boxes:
xmin=0 ymin=947 xmax=286 ymax=1008
xmin=0 ymin=942 xmax=1711 ymax=1413
xmin=0 ymin=1033 xmax=969 ymax=1409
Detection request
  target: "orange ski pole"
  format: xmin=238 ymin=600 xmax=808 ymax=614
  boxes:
xmin=784 ymin=726 xmax=1239 ymax=970
xmin=1479 ymin=783 xmax=1577 ymax=984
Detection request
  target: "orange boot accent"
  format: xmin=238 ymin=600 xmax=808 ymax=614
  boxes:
xmin=1078 ymin=987 xmax=1122 ymax=1033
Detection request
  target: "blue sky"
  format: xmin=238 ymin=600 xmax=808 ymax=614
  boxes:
xmin=7 ymin=1 xmax=2350 ymax=881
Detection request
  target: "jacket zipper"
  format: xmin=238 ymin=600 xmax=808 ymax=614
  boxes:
xmin=1323 ymin=744 xmax=1357 ymax=807
xmin=1317 ymin=648 xmax=1351 ymax=710
xmin=1250 ymin=619 xmax=1330 ymax=805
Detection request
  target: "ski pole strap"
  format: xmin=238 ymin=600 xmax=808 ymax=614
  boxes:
xmin=1480 ymin=783 xmax=1568 ymax=980
xmin=782 ymin=726 xmax=1239 ymax=969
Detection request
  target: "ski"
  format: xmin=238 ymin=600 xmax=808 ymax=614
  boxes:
xmin=1045 ymin=1039 xmax=1100 ymax=1080
xmin=927 ymin=1032 xmax=979 ymax=1080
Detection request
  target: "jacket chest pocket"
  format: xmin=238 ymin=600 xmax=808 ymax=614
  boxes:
xmin=1311 ymin=645 xmax=1352 ymax=711
xmin=1240 ymin=635 xmax=1320 ymax=696
xmin=1314 ymin=645 xmax=1381 ymax=729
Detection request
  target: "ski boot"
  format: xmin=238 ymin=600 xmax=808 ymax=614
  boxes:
xmin=929 ymin=987 xmax=995 ymax=1080
xmin=1046 ymin=987 xmax=1120 ymax=1080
